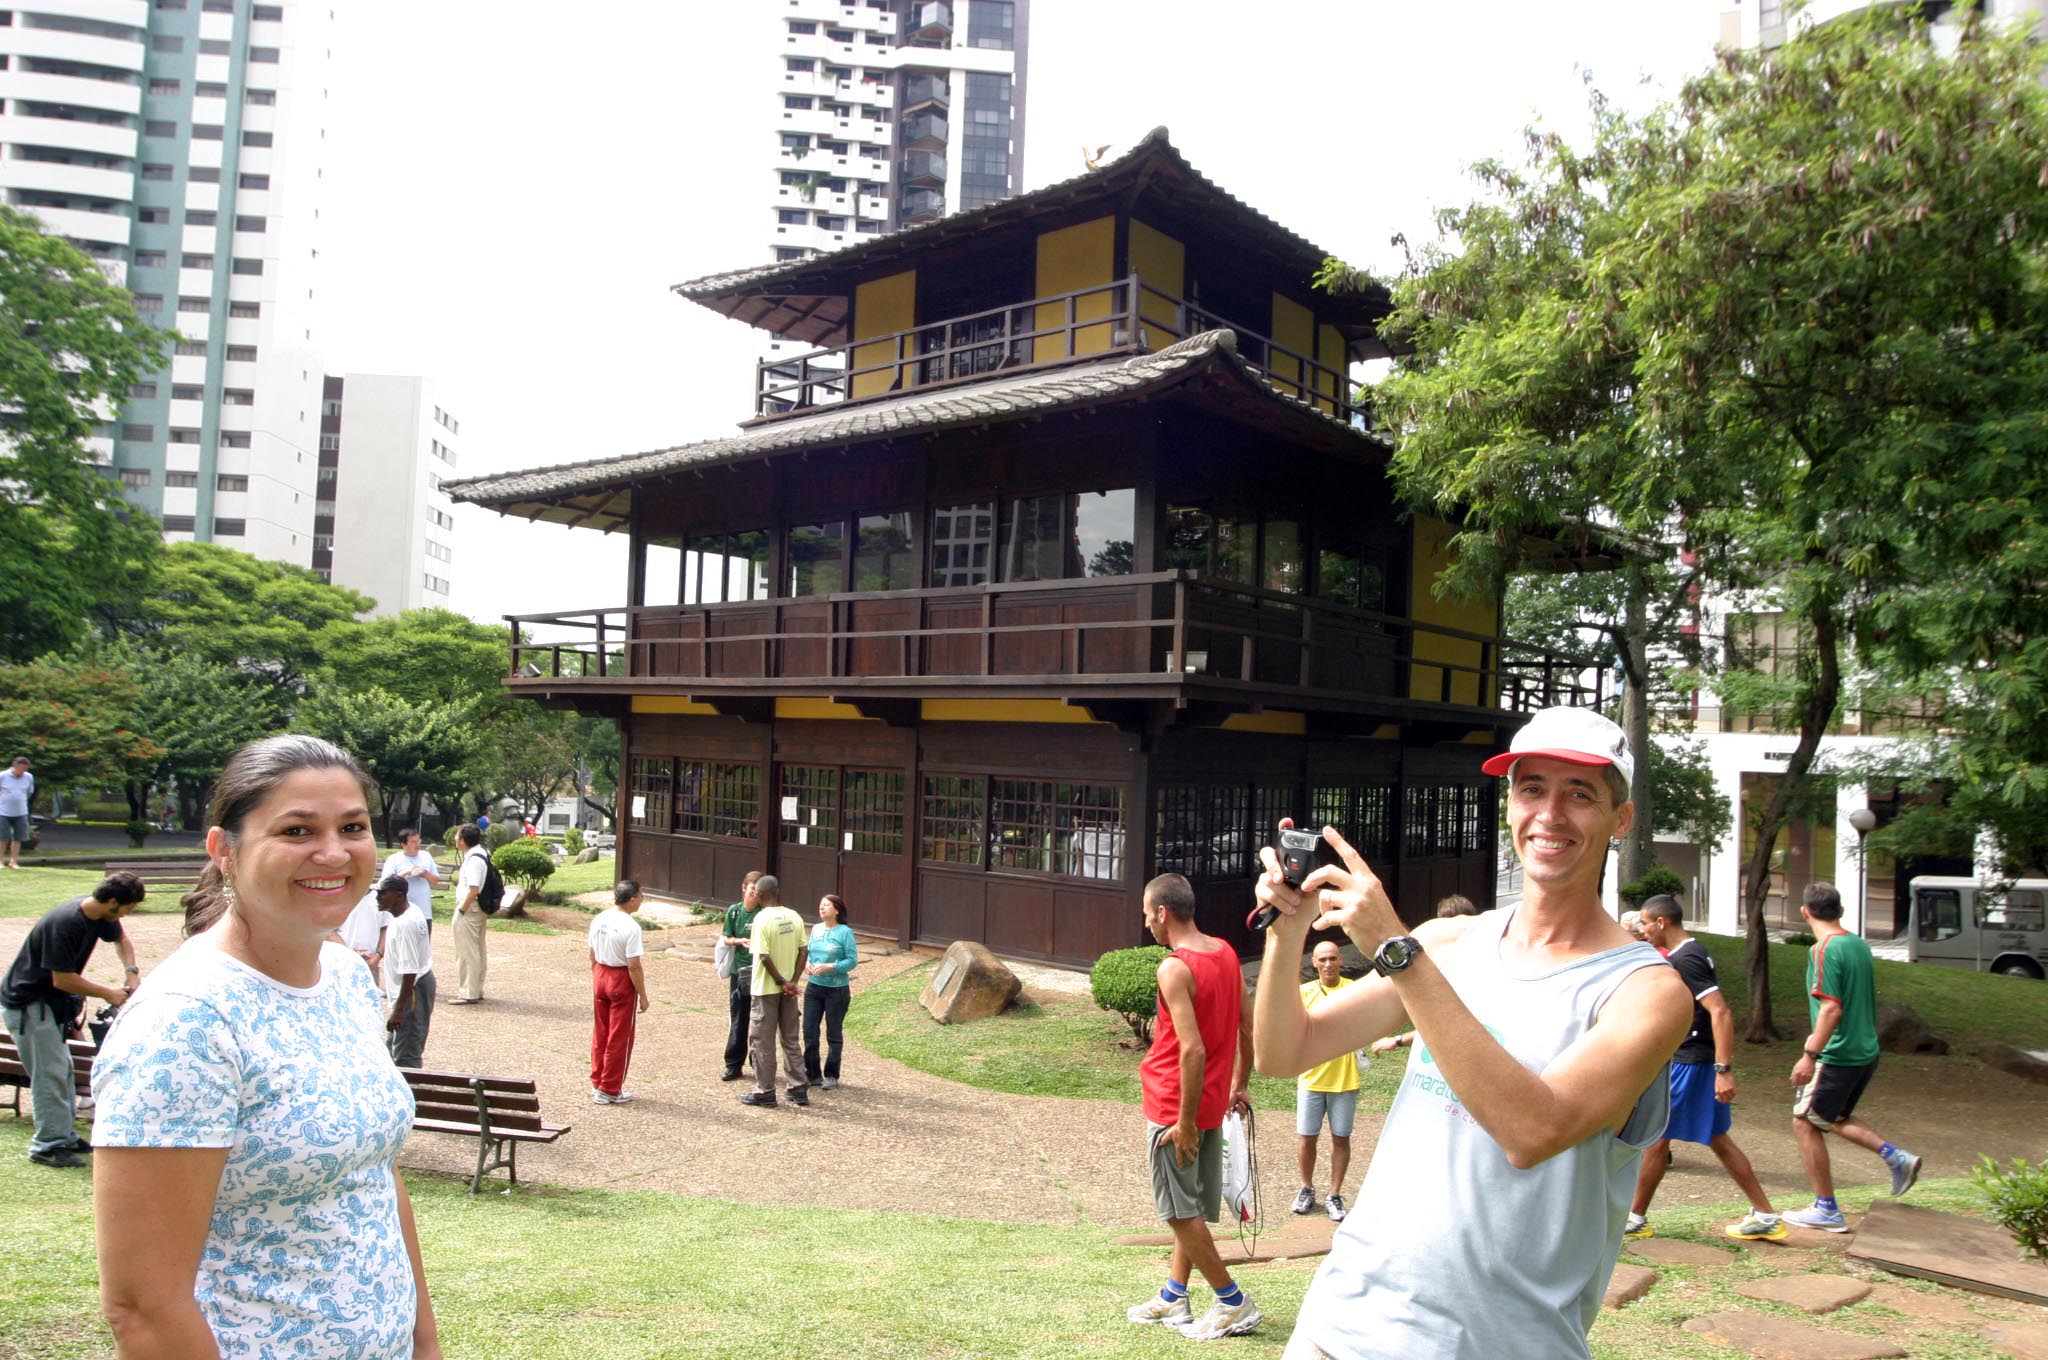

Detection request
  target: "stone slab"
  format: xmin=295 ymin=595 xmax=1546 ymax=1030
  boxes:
xmin=1849 ymin=1200 xmax=2048 ymax=1306
xmin=1627 ymin=1236 xmax=1739 ymax=1266
xmin=1111 ymin=1217 xmax=1337 ymax=1266
xmin=1604 ymin=1262 xmax=1659 ymax=1310
xmin=1982 ymin=1320 xmax=2048 ymax=1360
xmin=1862 ymin=1281 xmax=1988 ymax=1327
xmin=1735 ymin=1274 xmax=1873 ymax=1314
xmin=1682 ymin=1310 xmax=1906 ymax=1359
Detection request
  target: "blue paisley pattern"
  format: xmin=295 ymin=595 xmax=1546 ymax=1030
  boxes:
xmin=93 ymin=938 xmax=418 ymax=1358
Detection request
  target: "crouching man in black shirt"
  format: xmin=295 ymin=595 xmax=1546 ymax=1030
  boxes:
xmin=1 ymin=873 xmax=146 ymax=1167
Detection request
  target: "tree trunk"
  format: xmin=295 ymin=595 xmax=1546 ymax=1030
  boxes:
xmin=1740 ymin=595 xmax=1843 ymax=1043
xmin=1616 ymin=571 xmax=1655 ymax=890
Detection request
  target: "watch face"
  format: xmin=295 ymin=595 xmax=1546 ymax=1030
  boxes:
xmin=1377 ymin=936 xmax=1419 ymax=972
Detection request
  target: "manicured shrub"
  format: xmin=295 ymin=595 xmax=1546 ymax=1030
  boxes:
xmin=1618 ymin=866 xmax=1686 ymax=908
xmin=491 ymin=837 xmax=556 ymax=893
xmin=123 ymin=818 xmax=153 ymax=849
xmin=562 ymin=826 xmax=585 ymax=856
xmin=483 ymin=821 xmax=519 ymax=852
xmin=1091 ymin=945 xmax=1169 ymax=1046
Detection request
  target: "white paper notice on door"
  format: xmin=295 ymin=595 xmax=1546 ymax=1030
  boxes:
xmin=843 ymin=832 xmax=854 ymax=852
xmin=781 ymin=795 xmax=799 ymax=821
xmin=631 ymin=795 xmax=646 ymax=819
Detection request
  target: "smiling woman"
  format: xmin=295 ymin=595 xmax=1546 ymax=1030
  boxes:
xmin=87 ymin=735 xmax=441 ymax=1359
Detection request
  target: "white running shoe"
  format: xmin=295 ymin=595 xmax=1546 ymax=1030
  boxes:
xmin=1126 ymin=1293 xmax=1193 ymax=1326
xmin=1177 ymin=1296 xmax=1261 ymax=1341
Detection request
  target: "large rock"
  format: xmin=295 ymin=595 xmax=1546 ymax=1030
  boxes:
xmin=920 ymin=941 xmax=1021 ymax=1025
xmin=1875 ymin=1001 xmax=1949 ymax=1055
xmin=574 ymin=847 xmax=601 ymax=865
xmin=1980 ymin=1042 xmax=2048 ymax=1086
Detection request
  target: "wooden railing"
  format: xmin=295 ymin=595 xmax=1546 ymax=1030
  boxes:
xmin=753 ymin=275 xmax=1369 ymax=425
xmin=504 ymin=572 xmax=1600 ymax=715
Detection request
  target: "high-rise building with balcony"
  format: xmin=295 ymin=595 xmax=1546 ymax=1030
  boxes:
xmin=316 ymin=373 xmax=460 ymax=615
xmin=0 ymin=0 xmax=330 ymax=565
xmin=768 ymin=0 xmax=1028 ymax=264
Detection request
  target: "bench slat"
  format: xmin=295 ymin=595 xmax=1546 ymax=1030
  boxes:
xmin=412 ymin=1117 xmax=567 ymax=1144
xmin=399 ymin=1069 xmax=539 ymax=1095
xmin=409 ymin=1091 xmax=541 ymax=1116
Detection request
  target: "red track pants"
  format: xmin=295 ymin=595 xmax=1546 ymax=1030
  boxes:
xmin=590 ymin=963 xmax=637 ymax=1096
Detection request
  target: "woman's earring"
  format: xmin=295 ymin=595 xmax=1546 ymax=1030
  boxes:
xmin=222 ymin=874 xmax=238 ymax=913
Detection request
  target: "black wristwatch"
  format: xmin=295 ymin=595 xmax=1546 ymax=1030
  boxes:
xmin=1712 ymin=1063 xmax=1732 ymax=1074
xmin=1371 ymin=935 xmax=1423 ymax=977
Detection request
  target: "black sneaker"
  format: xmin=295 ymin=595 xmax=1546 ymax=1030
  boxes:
xmin=739 ymin=1091 xmax=777 ymax=1108
xmin=59 ymin=1139 xmax=93 ymax=1154
xmin=720 ymin=1069 xmax=744 ymax=1082
xmin=788 ymin=1087 xmax=810 ymax=1107
xmin=30 ymin=1148 xmax=85 ymax=1169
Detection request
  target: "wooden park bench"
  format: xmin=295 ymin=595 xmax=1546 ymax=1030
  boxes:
xmin=102 ymin=858 xmax=209 ymax=897
xmin=400 ymin=1067 xmax=569 ymax=1194
xmin=0 ymin=1030 xmax=96 ymax=1121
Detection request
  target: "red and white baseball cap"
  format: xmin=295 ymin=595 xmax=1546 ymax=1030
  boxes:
xmin=1480 ymin=707 xmax=1633 ymax=800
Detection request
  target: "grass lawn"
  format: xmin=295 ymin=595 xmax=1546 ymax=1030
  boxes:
xmin=1 ymin=1113 xmax=2030 ymax=1360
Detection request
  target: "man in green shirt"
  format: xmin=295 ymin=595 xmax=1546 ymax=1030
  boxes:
xmin=719 ymin=870 xmax=764 ymax=1081
xmin=1783 ymin=882 xmax=1922 ymax=1233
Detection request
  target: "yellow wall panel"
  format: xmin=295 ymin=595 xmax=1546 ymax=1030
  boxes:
xmin=773 ymin=698 xmax=877 ymax=721
xmin=851 ymin=269 xmax=917 ymax=399
xmin=1033 ymin=216 xmax=1116 ymax=363
xmin=1215 ymin=710 xmax=1307 ymax=735
xmin=1315 ymin=323 xmax=1347 ymax=415
xmin=630 ymin=697 xmax=723 ymax=715
xmin=1128 ymin=218 xmax=1186 ymax=340
xmin=1270 ymin=292 xmax=1314 ymax=400
xmin=1408 ymin=515 xmax=1500 ymax=708
xmin=920 ymin=699 xmax=1103 ymax=725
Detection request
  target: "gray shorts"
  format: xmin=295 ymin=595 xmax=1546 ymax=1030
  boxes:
xmin=1146 ymin=1121 xmax=1222 ymax=1223
xmin=0 ymin=814 xmax=29 ymax=843
xmin=1296 ymin=1086 xmax=1359 ymax=1138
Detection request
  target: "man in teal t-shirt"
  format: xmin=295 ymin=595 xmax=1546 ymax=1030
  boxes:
xmin=1783 ymin=882 xmax=1922 ymax=1234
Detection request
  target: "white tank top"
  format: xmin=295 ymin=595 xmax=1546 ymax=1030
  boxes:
xmin=1293 ymin=907 xmax=1670 ymax=1360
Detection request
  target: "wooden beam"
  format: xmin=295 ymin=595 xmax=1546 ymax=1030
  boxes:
xmin=840 ymin=697 xmax=918 ymax=727
xmin=704 ymin=697 xmax=775 ymax=724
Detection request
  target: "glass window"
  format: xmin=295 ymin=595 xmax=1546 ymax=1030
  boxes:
xmin=778 ymin=766 xmax=839 ymax=847
xmin=630 ymin=758 xmax=672 ymax=830
xmin=843 ymin=769 xmax=905 ymax=853
xmin=1155 ymin=784 xmax=1250 ymax=881
xmin=1980 ymin=890 xmax=2045 ymax=933
xmin=999 ymin=495 xmax=1064 ymax=582
xmin=1309 ymin=783 xmax=1396 ymax=862
xmin=1264 ymin=518 xmax=1303 ymax=594
xmin=931 ymin=501 xmax=994 ymax=588
xmin=640 ymin=534 xmax=682 ymax=607
xmin=988 ymin=780 xmax=1125 ymax=879
xmin=921 ymin=775 xmax=986 ymax=864
xmin=787 ymin=521 xmax=846 ymax=596
xmin=1163 ymin=504 xmax=1253 ymax=582
xmin=1076 ymin=489 xmax=1135 ymax=577
xmin=1917 ymin=888 xmax=1962 ymax=942
xmin=853 ymin=511 xmax=916 ymax=591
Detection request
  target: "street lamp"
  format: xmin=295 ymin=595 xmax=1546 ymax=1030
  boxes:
xmin=1849 ymin=806 xmax=1879 ymax=936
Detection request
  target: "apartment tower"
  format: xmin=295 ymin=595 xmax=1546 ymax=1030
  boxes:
xmin=317 ymin=373 xmax=460 ymax=614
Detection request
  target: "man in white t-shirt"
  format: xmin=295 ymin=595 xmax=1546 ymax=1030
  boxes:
xmin=587 ymin=879 xmax=650 ymax=1104
xmin=1 ymin=755 xmax=35 ymax=870
xmin=449 ymin=824 xmax=488 ymax=1004
xmin=330 ymin=881 xmax=392 ymax=979
xmin=380 ymin=829 xmax=442 ymax=932
xmin=379 ymin=875 xmax=435 ymax=1068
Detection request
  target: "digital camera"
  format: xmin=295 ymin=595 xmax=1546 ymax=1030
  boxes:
xmin=1278 ymin=827 xmax=1319 ymax=888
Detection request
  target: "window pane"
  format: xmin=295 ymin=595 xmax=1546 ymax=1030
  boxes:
xmin=778 ymin=766 xmax=839 ymax=846
xmin=729 ymin=529 xmax=770 ymax=602
xmin=630 ymin=757 xmax=673 ymax=830
xmin=931 ymin=501 xmax=994 ymax=587
xmin=843 ymin=769 xmax=905 ymax=853
xmin=920 ymin=775 xmax=986 ymax=864
xmin=787 ymin=522 xmax=846 ymax=596
xmin=703 ymin=762 xmax=760 ymax=838
xmin=853 ymin=511 xmax=916 ymax=591
xmin=685 ymin=534 xmax=723 ymax=605
xmin=1076 ymin=488 xmax=1135 ymax=577
xmin=999 ymin=495 xmax=1063 ymax=582
xmin=989 ymin=778 xmax=1124 ymax=879
xmin=1263 ymin=518 xmax=1303 ymax=594
xmin=1163 ymin=505 xmax=1212 ymax=573
xmin=641 ymin=535 xmax=682 ymax=607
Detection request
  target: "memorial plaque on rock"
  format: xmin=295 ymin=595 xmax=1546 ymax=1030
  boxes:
xmin=920 ymin=940 xmax=1021 ymax=1025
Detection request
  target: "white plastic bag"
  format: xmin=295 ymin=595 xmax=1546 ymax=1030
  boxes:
xmin=1219 ymin=1109 xmax=1253 ymax=1223
xmin=714 ymin=937 xmax=736 ymax=980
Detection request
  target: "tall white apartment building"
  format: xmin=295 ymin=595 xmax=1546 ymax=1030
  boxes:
xmin=318 ymin=373 xmax=459 ymax=615
xmin=1719 ymin=0 xmax=2048 ymax=51
xmin=768 ymin=0 xmax=1029 ymax=264
xmin=0 ymin=0 xmax=329 ymax=565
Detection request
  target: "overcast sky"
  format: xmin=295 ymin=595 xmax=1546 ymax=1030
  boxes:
xmin=318 ymin=0 xmax=1725 ymax=628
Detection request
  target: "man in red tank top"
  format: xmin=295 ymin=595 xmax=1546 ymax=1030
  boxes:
xmin=1126 ymin=873 xmax=1260 ymax=1341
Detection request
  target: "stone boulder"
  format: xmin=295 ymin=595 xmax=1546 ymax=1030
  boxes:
xmin=1875 ymin=1001 xmax=1949 ymax=1055
xmin=920 ymin=941 xmax=1021 ymax=1025
xmin=1979 ymin=1042 xmax=2048 ymax=1086
xmin=573 ymin=847 xmax=601 ymax=865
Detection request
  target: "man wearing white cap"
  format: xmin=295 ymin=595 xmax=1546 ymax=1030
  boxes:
xmin=1252 ymin=706 xmax=1690 ymax=1360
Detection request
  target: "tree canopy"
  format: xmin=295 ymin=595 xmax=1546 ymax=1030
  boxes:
xmin=1365 ymin=8 xmax=2048 ymax=1036
xmin=121 ymin=542 xmax=373 ymax=692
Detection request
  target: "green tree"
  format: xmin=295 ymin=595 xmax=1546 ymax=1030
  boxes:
xmin=0 ymin=205 xmax=171 ymax=660
xmin=0 ymin=655 xmax=161 ymax=800
xmin=316 ymin=607 xmax=514 ymax=717
xmin=125 ymin=646 xmax=289 ymax=826
xmin=1361 ymin=10 xmax=2048 ymax=1038
xmin=122 ymin=542 xmax=371 ymax=693
xmin=299 ymin=686 xmax=484 ymax=843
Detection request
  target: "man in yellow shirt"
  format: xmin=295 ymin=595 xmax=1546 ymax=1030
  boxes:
xmin=1293 ymin=939 xmax=1362 ymax=1221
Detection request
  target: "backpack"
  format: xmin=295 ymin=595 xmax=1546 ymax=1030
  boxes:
xmin=469 ymin=847 xmax=506 ymax=916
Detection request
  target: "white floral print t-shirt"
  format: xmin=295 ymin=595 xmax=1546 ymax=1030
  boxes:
xmin=93 ymin=935 xmax=418 ymax=1358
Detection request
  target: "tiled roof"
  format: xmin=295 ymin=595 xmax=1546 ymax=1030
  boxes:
xmin=442 ymin=330 xmax=1386 ymax=529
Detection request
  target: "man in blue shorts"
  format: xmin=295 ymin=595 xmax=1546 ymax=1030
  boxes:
xmin=1624 ymin=895 xmax=1783 ymax=1242
xmin=1291 ymin=940 xmax=1361 ymax=1223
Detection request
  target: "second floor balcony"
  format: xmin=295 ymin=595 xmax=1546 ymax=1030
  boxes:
xmin=504 ymin=571 xmax=1601 ymax=724
xmin=753 ymin=274 xmax=1368 ymax=426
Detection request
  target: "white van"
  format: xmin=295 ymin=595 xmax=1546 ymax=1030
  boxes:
xmin=1903 ymin=876 xmax=2048 ymax=979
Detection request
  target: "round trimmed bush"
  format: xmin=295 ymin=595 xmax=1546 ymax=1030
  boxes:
xmin=483 ymin=821 xmax=519 ymax=852
xmin=1091 ymin=944 xmax=1168 ymax=1046
xmin=562 ymin=826 xmax=585 ymax=856
xmin=491 ymin=837 xmax=556 ymax=893
xmin=1619 ymin=865 xmax=1686 ymax=908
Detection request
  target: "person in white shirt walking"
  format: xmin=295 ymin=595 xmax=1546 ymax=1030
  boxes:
xmin=1 ymin=756 xmax=35 ymax=870
xmin=449 ymin=824 xmax=488 ymax=1003
xmin=379 ymin=876 xmax=435 ymax=1068
xmin=588 ymin=880 xmax=650 ymax=1104
xmin=381 ymin=829 xmax=442 ymax=933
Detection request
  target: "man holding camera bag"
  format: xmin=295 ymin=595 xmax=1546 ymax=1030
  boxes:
xmin=1252 ymin=708 xmax=1689 ymax=1360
